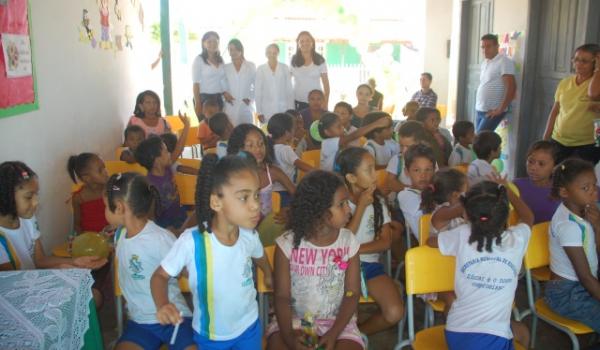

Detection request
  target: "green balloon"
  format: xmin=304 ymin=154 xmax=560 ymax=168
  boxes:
xmin=492 ymin=159 xmax=504 ymax=173
xmin=72 ymin=232 xmax=110 ymax=259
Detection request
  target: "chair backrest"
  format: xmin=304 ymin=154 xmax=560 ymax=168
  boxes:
xmin=174 ymin=174 xmax=198 ymax=206
xmin=165 ymin=115 xmax=184 ymax=133
xmin=405 ymin=246 xmax=455 ymax=295
xmin=104 ymin=160 xmax=148 ymax=176
xmin=437 ymin=104 xmax=447 ymax=118
xmin=375 ymin=169 xmax=387 ymax=189
xmin=272 ymin=192 xmax=281 ymax=214
xmin=257 ymin=245 xmax=275 ymax=293
xmin=419 ymin=213 xmax=432 ymax=246
xmin=178 ymin=158 xmax=201 ymax=170
xmin=184 ymin=126 xmax=200 ymax=147
xmin=453 ymin=164 xmax=468 ymax=175
xmin=301 ymin=150 xmax=321 ymax=169
xmin=115 ymin=146 xmax=127 ymax=160
xmin=524 ymin=221 xmax=550 ymax=270
xmin=358 ymin=137 xmax=367 ymax=146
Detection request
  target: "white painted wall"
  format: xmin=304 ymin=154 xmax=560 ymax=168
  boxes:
xmin=0 ymin=0 xmax=158 ymax=252
xmin=424 ymin=0 xmax=454 ymax=108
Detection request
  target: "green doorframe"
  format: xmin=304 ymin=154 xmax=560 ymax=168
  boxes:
xmin=160 ymin=0 xmax=173 ymax=115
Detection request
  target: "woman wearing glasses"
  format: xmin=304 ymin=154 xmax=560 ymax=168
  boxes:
xmin=544 ymin=44 xmax=600 ymax=164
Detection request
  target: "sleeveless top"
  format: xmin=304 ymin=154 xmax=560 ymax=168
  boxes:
xmin=128 ymin=115 xmax=171 ymax=137
xmin=75 ymin=188 xmax=109 ymax=233
xmin=259 ymin=166 xmax=273 ymax=217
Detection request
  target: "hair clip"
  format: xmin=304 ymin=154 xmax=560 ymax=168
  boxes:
xmin=479 ymin=216 xmax=489 ymax=222
xmin=21 ymin=171 xmax=29 ymax=180
xmin=333 ymin=255 xmax=349 ymax=270
xmin=560 ymin=164 xmax=565 ymax=171
xmin=112 ymin=185 xmax=120 ymax=191
xmin=116 ymin=173 xmax=122 ymax=180
xmin=237 ymin=151 xmax=248 ymax=159
xmin=333 ymin=162 xmax=341 ymax=173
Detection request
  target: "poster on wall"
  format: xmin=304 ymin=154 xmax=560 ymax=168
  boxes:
xmin=0 ymin=0 xmax=38 ymax=118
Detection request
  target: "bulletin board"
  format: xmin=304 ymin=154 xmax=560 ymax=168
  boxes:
xmin=0 ymin=0 xmax=38 ymax=119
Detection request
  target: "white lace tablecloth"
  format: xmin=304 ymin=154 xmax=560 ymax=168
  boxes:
xmin=0 ymin=269 xmax=94 ymax=350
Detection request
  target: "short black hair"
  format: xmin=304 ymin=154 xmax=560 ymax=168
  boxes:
xmin=452 ymin=121 xmax=475 ymax=141
xmin=415 ymin=107 xmax=440 ymax=123
xmin=0 ymin=161 xmax=37 ymax=219
xmin=473 ymin=131 xmax=502 ymax=159
xmin=527 ymin=140 xmax=559 ymax=165
xmin=481 ymin=33 xmax=499 ymax=45
xmin=362 ymin=111 xmax=391 ymax=139
xmin=397 ymin=120 xmax=426 ymax=142
xmin=227 ymin=124 xmax=273 ymax=164
xmin=421 ymin=72 xmax=433 ymax=81
xmin=67 ymin=153 xmax=100 ymax=183
xmin=135 ymin=136 xmax=164 ymax=170
xmin=208 ymin=112 xmax=231 ymax=138
xmin=106 ymin=172 xmax=159 ymax=218
xmin=124 ymin=125 xmax=145 ymax=140
xmin=160 ymin=133 xmax=178 ymax=153
xmin=404 ymin=143 xmax=436 ymax=169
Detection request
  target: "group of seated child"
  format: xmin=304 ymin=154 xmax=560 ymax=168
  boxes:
xmin=1 ymin=84 xmax=600 ymax=350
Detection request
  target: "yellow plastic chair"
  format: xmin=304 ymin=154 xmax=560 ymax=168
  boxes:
xmin=452 ymin=164 xmax=468 ymax=175
xmin=257 ymin=245 xmax=275 ymax=329
xmin=301 ymin=150 xmax=321 ymax=170
xmin=174 ymin=174 xmax=197 ymax=206
xmin=418 ymin=214 xmax=432 ymax=246
xmin=165 ymin=115 xmax=184 ymax=134
xmin=115 ymin=146 xmax=127 ymax=160
xmin=375 ymin=169 xmax=387 ymax=190
xmin=114 ymin=256 xmax=125 ymax=336
xmin=437 ymin=104 xmax=447 ymax=118
xmin=272 ymin=192 xmax=281 ymax=214
xmin=524 ymin=222 xmax=593 ymax=349
xmin=104 ymin=160 xmax=147 ymax=176
xmin=184 ymin=126 xmax=201 ymax=158
xmin=178 ymin=158 xmax=201 ymax=170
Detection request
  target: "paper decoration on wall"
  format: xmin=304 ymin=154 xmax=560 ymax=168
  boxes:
xmin=79 ymin=9 xmax=97 ymax=48
xmin=1 ymin=34 xmax=32 ymax=78
xmin=138 ymin=2 xmax=144 ymax=31
xmin=114 ymin=34 xmax=123 ymax=50
xmin=124 ymin=25 xmax=133 ymax=49
xmin=99 ymin=0 xmax=112 ymax=49
xmin=114 ymin=0 xmax=122 ymax=21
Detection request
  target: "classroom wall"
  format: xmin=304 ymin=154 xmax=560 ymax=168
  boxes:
xmin=424 ymin=0 xmax=454 ymax=108
xmin=0 ymin=0 xmax=157 ymax=252
xmin=492 ymin=0 xmax=529 ymax=37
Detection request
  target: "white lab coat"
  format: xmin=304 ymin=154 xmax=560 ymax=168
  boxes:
xmin=255 ymin=62 xmax=294 ymax=122
xmin=224 ymin=60 xmax=256 ymax=126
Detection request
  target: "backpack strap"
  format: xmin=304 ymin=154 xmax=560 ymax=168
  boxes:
xmin=0 ymin=229 xmax=20 ymax=270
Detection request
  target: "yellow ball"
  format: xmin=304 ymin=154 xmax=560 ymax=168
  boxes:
xmin=71 ymin=232 xmax=110 ymax=259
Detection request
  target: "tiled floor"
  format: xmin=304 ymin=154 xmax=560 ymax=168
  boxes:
xmin=98 ymin=277 xmax=593 ymax=350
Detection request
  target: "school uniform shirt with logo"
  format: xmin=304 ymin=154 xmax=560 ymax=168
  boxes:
xmin=467 ymin=159 xmax=496 ymax=186
xmin=320 ymin=137 xmax=340 ymax=171
xmin=364 ymin=140 xmax=395 ymax=166
xmin=216 ymin=140 xmax=228 ymax=159
xmin=0 ymin=217 xmax=40 ymax=270
xmin=386 ymin=154 xmax=412 ymax=186
xmin=160 ymin=227 xmax=264 ymax=340
xmin=439 ymin=223 xmax=531 ymax=339
xmin=115 ymin=221 xmax=191 ymax=324
xmin=448 ymin=143 xmax=476 ymax=167
xmin=276 ymin=229 xmax=360 ymax=319
xmin=273 ymin=143 xmax=299 ymax=191
xmin=549 ymin=203 xmax=598 ymax=281
xmin=348 ymin=199 xmax=391 ymax=263
xmin=384 ymin=139 xmax=401 ymax=157
xmin=397 ymin=188 xmax=423 ymax=239
xmin=344 ymin=125 xmax=360 ymax=147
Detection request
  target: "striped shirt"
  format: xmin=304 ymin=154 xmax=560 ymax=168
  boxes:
xmin=161 ymin=227 xmax=263 ymax=340
xmin=475 ymin=53 xmax=516 ymax=112
xmin=411 ymin=89 xmax=438 ymax=108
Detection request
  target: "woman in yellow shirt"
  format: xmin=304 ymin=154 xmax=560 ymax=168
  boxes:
xmin=544 ymin=44 xmax=600 ymax=164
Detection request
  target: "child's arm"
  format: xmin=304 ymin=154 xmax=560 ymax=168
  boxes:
xmin=339 ymin=117 xmax=389 ymax=148
xmin=584 ymin=205 xmax=600 ymax=255
xmin=273 ymin=245 xmax=309 ymax=349
xmin=427 ymin=236 xmax=439 ymax=248
xmin=385 ymin=172 xmax=405 ymax=193
xmin=431 ymin=203 xmax=464 ymax=231
xmin=151 ymin=266 xmax=183 ymax=325
xmin=488 ymin=173 xmax=534 ymax=227
xmin=358 ymin=223 xmax=392 ymax=254
xmin=33 ymin=239 xmax=107 ymax=269
xmin=346 ymin=185 xmax=375 ymax=234
xmin=270 ymin=166 xmax=296 ymax=194
xmin=120 ymin=150 xmax=136 ymax=164
xmin=175 ymin=165 xmax=198 ymax=175
xmin=72 ymin=193 xmax=82 ymax=235
xmin=253 ymin=253 xmax=273 ymax=290
xmin=317 ymin=253 xmax=360 ymax=350
xmin=293 ymin=159 xmax=314 ymax=173
xmin=171 ymin=113 xmax=190 ymax=161
xmin=564 ymin=247 xmax=600 ymax=301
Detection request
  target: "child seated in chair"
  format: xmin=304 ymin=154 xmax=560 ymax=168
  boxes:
xmin=120 ymin=125 xmax=146 ymax=164
xmin=208 ymin=112 xmax=234 ymax=159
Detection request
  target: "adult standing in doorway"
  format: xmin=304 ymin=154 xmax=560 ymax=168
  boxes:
xmin=290 ymin=31 xmax=330 ymax=111
xmin=411 ymin=72 xmax=438 ymax=108
xmin=192 ymin=31 xmax=232 ymax=119
xmin=255 ymin=43 xmax=294 ymax=124
xmin=224 ymin=39 xmax=256 ymax=126
xmin=368 ymin=77 xmax=384 ymax=111
xmin=543 ymin=44 xmax=600 ymax=164
xmin=475 ymin=34 xmax=516 ymax=132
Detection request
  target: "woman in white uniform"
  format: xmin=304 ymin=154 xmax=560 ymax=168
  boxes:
xmin=255 ymin=44 xmax=294 ymax=124
xmin=192 ymin=31 xmax=232 ymax=118
xmin=223 ymin=39 xmax=256 ymax=126
xmin=290 ymin=31 xmax=330 ymax=111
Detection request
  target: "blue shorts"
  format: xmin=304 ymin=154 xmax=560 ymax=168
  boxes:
xmin=361 ymin=261 xmax=386 ymax=281
xmin=118 ymin=318 xmax=195 ymax=350
xmin=193 ymin=318 xmax=262 ymax=350
xmin=445 ymin=330 xmax=514 ymax=350
xmin=545 ymin=279 xmax=600 ymax=333
xmin=276 ymin=191 xmax=293 ymax=208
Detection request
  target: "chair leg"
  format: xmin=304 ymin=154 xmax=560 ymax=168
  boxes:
xmin=567 ymin=330 xmax=580 ymax=350
xmin=530 ymin=314 xmax=538 ymax=349
xmin=116 ymin=295 xmax=123 ymax=337
xmin=258 ymin=293 xmax=265 ymax=330
xmin=426 ymin=305 xmax=435 ymax=327
xmin=533 ymin=279 xmax=541 ymax=299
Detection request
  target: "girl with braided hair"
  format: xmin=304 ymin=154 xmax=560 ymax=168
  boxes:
xmin=335 ymin=147 xmax=403 ymax=336
xmin=427 ymin=177 xmax=533 ymax=350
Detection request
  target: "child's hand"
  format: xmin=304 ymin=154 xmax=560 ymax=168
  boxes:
xmin=178 ymin=111 xmax=190 ymax=128
xmin=486 ymin=172 xmax=508 ymax=187
xmin=156 ymin=303 xmax=183 ymax=325
xmin=317 ymin=331 xmax=337 ymax=350
xmin=585 ymin=204 xmax=600 ymax=228
xmin=285 ymin=331 xmax=313 ymax=350
xmin=374 ymin=117 xmax=391 ymax=128
xmin=264 ymin=272 xmax=273 ymax=290
xmin=357 ymin=185 xmax=376 ymax=208
xmin=72 ymin=256 xmax=108 ymax=270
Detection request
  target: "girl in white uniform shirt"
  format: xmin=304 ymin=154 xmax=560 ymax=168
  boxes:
xmin=290 ymin=31 xmax=330 ymax=111
xmin=192 ymin=31 xmax=231 ymax=118
xmin=224 ymin=39 xmax=256 ymax=126
xmin=255 ymin=44 xmax=294 ymax=124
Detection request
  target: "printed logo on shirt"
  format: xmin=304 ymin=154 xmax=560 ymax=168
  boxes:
xmin=290 ymin=246 xmax=351 ymax=276
xmin=241 ymin=257 xmax=253 ymax=287
xmin=129 ymin=254 xmax=144 ymax=280
xmin=460 ymin=256 xmax=518 ymax=291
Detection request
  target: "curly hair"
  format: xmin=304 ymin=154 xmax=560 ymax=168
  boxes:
xmin=421 ymin=168 xmax=466 ymax=213
xmin=195 ymin=154 xmax=258 ymax=233
xmin=551 ymin=158 xmax=595 ymax=199
xmin=335 ymin=147 xmax=384 ymax=238
xmin=0 ymin=161 xmax=37 ymax=218
xmin=106 ymin=172 xmax=160 ymax=218
xmin=287 ymin=170 xmax=345 ymax=248
xmin=404 ymin=143 xmax=436 ymax=169
xmin=67 ymin=153 xmax=99 ymax=184
xmin=226 ymin=123 xmax=273 ymax=164
xmin=134 ymin=136 xmax=164 ymax=171
xmin=462 ymin=181 xmax=509 ymax=252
